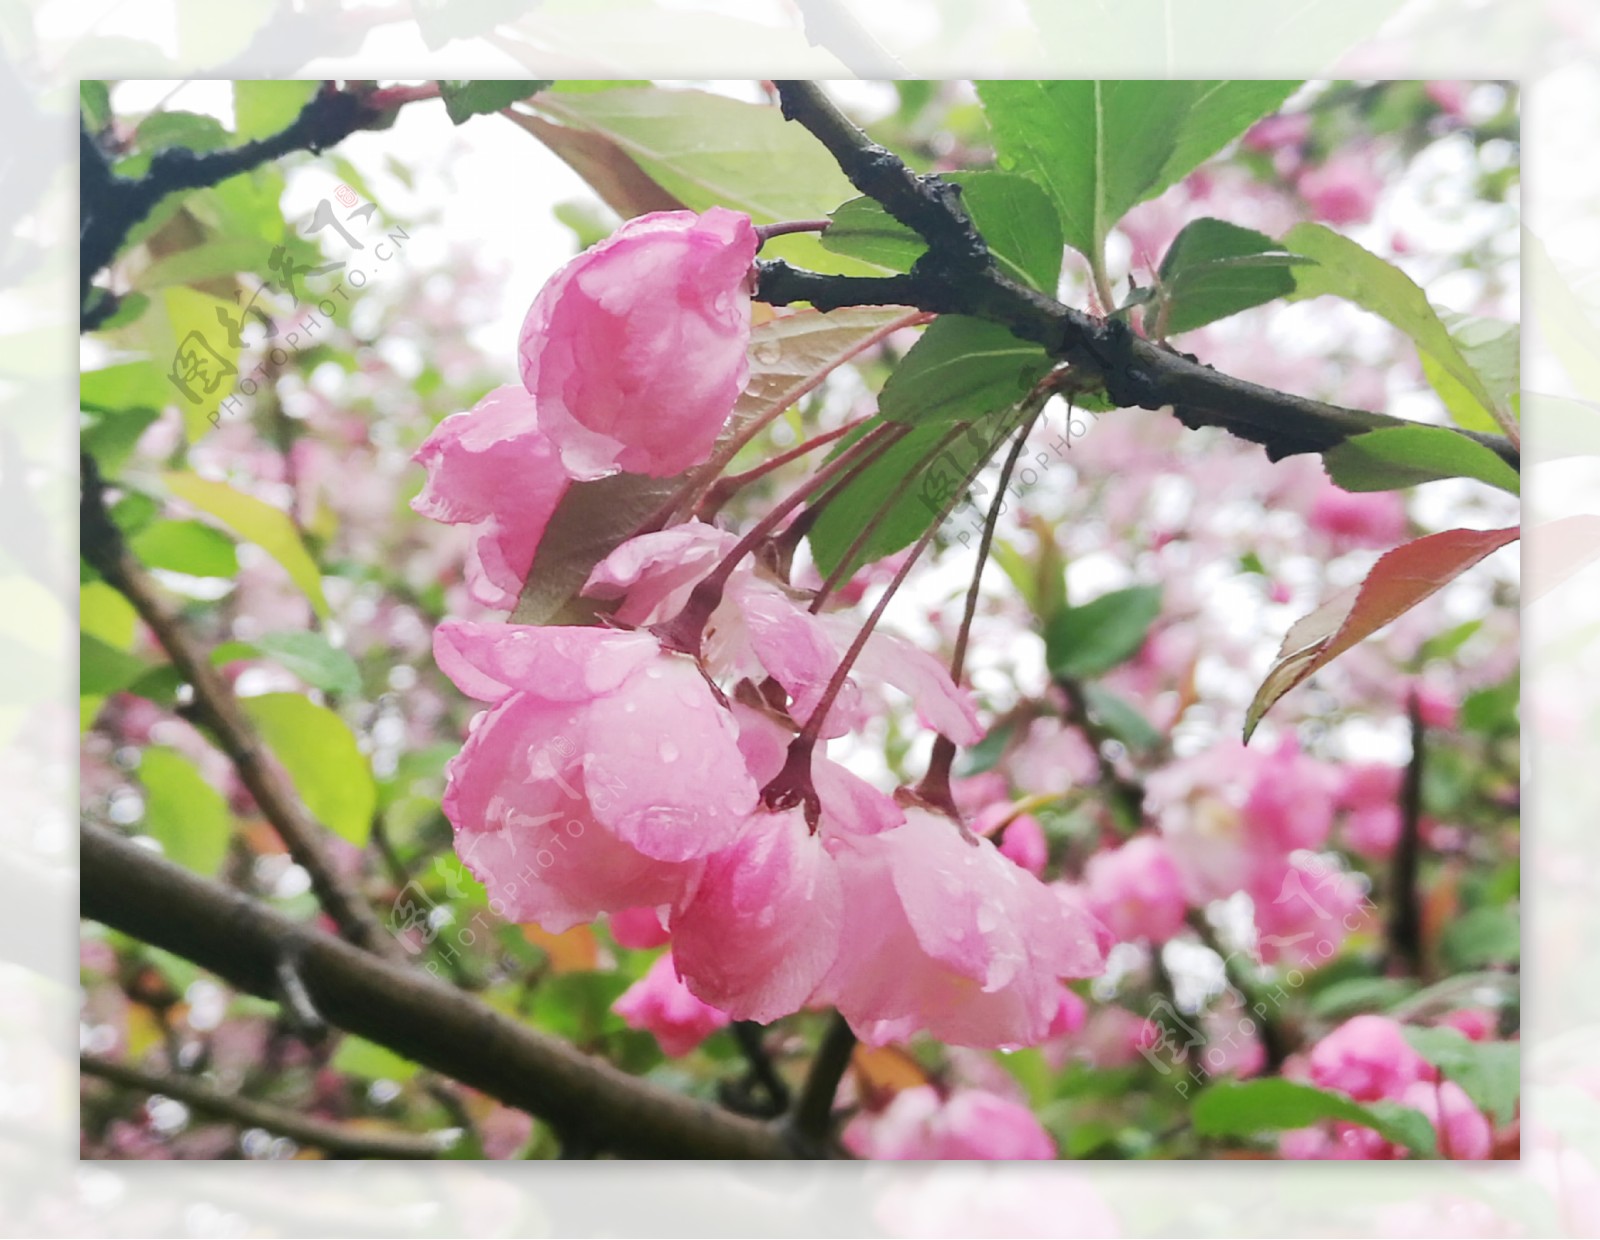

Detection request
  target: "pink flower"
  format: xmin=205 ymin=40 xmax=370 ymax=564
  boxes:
xmin=670 ymin=807 xmax=844 ymax=1023
xmin=410 ymin=385 xmax=571 ymax=611
xmin=1251 ymin=856 xmax=1369 ymax=968
xmin=1305 ymin=1015 xmax=1434 ymax=1103
xmin=1308 ymin=482 xmax=1407 ymax=549
xmin=1344 ymin=804 xmax=1402 ymax=858
xmin=1281 ymin=1121 xmax=1393 ymax=1160
xmin=998 ymin=814 xmax=1048 ymax=876
xmin=1438 ymin=1009 xmax=1498 ymax=1042
xmin=821 ymin=808 xmax=1109 ymax=1049
xmin=1244 ymin=738 xmax=1339 ymax=852
xmin=1048 ymin=987 xmax=1088 ymax=1037
xmin=1243 ymin=112 xmax=1311 ymax=153
xmin=585 ymin=522 xmax=981 ymax=746
xmin=518 ymin=208 xmax=759 ymax=479
xmin=433 ymin=620 xmax=757 ymax=930
xmin=609 ymin=905 xmax=670 ymax=949
xmin=1425 ymin=81 xmax=1471 ymax=119
xmin=843 ymin=1086 xmax=1055 ymax=1160
xmin=1413 ymin=681 xmax=1460 ymax=730
xmin=612 ymin=952 xmax=730 ymax=1056
xmin=1082 ymin=834 xmax=1189 ymax=944
xmin=1296 ymin=148 xmax=1384 ymax=226
xmin=1403 ymin=1079 xmax=1493 ymax=1160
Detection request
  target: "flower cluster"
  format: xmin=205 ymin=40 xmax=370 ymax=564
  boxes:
xmin=413 ymin=208 xmax=1109 ymax=1049
xmin=1281 ymin=1016 xmax=1496 ymax=1159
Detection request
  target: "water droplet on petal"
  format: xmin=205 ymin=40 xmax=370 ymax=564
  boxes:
xmin=753 ymin=339 xmax=782 ymax=366
xmin=658 ymin=740 xmax=680 ymax=763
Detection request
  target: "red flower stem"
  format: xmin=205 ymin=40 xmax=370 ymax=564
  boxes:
xmin=790 ymin=417 xmax=1019 ymax=756
xmin=652 ymin=421 xmax=909 ymax=655
xmin=671 ymin=308 xmax=932 ymax=521
xmin=916 ymin=408 xmax=1043 ymax=813
xmin=696 ymin=417 xmax=867 ymax=521
xmin=366 ymin=82 xmax=443 ymax=110
xmin=755 ymin=219 xmax=833 ymax=243
xmin=807 ymin=421 xmax=971 ymax=614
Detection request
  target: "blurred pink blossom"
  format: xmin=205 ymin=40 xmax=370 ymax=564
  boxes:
xmin=844 ymin=1085 xmax=1055 ymax=1159
xmin=612 ymin=952 xmax=731 ymax=1056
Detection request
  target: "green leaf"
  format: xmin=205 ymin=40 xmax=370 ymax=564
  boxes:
xmin=821 ymin=170 xmax=1065 ymax=292
xmin=81 ymin=81 xmax=112 ymax=131
xmin=240 ymin=693 xmax=375 ymax=846
xmin=1421 ymin=311 xmax=1520 ymax=434
xmin=820 ymin=196 xmax=925 ymax=274
xmin=162 ymin=473 xmax=329 ymax=617
xmin=81 ymin=633 xmax=152 ymax=697
xmin=1323 ymin=426 xmax=1520 ymax=496
xmin=1080 ymin=683 xmax=1162 ymax=752
xmin=1192 ymin=1078 xmax=1437 ymax=1157
xmin=1440 ymin=905 xmax=1519 ymax=971
xmin=80 ymin=360 xmax=172 ymax=413
xmin=808 ymin=416 xmax=1019 ymax=579
xmin=81 ymin=406 xmax=160 ymax=475
xmin=1403 ymin=1027 xmax=1519 ymax=1127
xmin=880 ymin=316 xmax=1052 ymax=426
xmin=137 ymin=746 xmax=232 ymax=875
xmin=141 ymin=286 xmax=243 ymax=441
xmin=438 ymin=79 xmax=552 ymax=125
xmin=254 ymin=631 xmax=362 ymax=698
xmin=129 ymin=519 xmax=240 ymax=578
xmin=1283 ymin=223 xmax=1511 ymax=434
xmin=232 ymin=80 xmax=318 ymax=141
xmin=1156 ymin=218 xmax=1309 ymax=334
xmin=534 ymin=87 xmax=863 ymax=274
xmin=1045 ymin=585 xmax=1162 ymax=680
xmin=1307 ymin=975 xmax=1419 ymax=1020
xmin=80 ymin=581 xmax=139 ymax=649
xmin=332 ymin=1034 xmax=418 ymax=1082
xmin=978 ymin=80 xmax=1299 ymax=261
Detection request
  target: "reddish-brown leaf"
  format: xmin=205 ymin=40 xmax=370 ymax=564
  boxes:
xmin=1245 ymin=525 xmax=1519 ymax=739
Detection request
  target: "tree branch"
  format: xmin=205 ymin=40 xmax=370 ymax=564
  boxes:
xmin=1387 ymin=691 xmax=1426 ymax=977
xmin=761 ymin=83 xmax=1520 ymax=475
xmin=80 ymin=82 xmax=392 ymax=316
xmin=788 ymin=1011 xmax=856 ymax=1153
xmin=80 ymin=1051 xmax=454 ymax=1159
xmin=80 ymin=821 xmax=796 ymax=1159
xmin=80 ymin=455 xmax=404 ymax=963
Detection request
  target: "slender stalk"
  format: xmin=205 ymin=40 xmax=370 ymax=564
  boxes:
xmin=81 ymin=1052 xmax=453 ymax=1159
xmin=696 ymin=417 xmax=865 ymax=521
xmin=673 ymin=308 xmax=932 ymax=521
xmin=652 ymin=422 xmax=909 ymax=655
xmin=756 ymin=219 xmax=832 ymax=243
xmin=914 ymin=410 xmax=1041 ymax=811
xmin=789 ymin=1013 xmax=857 ymax=1151
xmin=808 ymin=422 xmax=969 ymax=612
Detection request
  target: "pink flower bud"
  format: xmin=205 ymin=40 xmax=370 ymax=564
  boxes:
xmin=519 ymin=208 xmax=759 ymax=479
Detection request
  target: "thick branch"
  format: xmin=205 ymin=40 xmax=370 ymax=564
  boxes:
xmin=80 ymin=821 xmax=795 ymax=1159
xmin=80 ymin=456 xmax=404 ymax=963
xmin=789 ymin=1011 xmax=856 ymax=1152
xmin=81 ymin=1052 xmax=452 ymax=1159
xmin=1387 ymin=692 xmax=1426 ymax=976
xmin=80 ymin=83 xmax=387 ymax=313
xmin=760 ymin=86 xmax=1520 ymax=474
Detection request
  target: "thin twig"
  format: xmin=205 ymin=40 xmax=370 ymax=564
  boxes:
xmin=81 ymin=1052 xmax=454 ymax=1159
xmin=80 ymin=456 xmax=406 ymax=963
